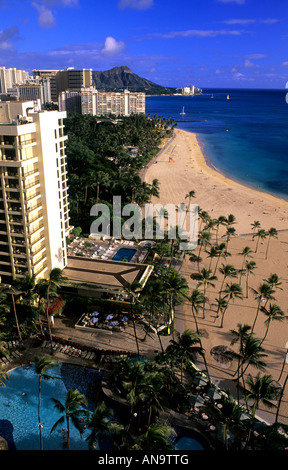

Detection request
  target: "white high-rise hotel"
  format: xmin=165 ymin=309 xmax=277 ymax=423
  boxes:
xmin=0 ymin=100 xmax=71 ymax=284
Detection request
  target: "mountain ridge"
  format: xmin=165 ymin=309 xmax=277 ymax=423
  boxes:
xmin=92 ymin=66 xmax=177 ymax=94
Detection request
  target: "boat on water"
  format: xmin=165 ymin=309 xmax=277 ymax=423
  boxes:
xmin=180 ymin=106 xmax=186 ymax=115
xmin=211 ymin=94 xmax=214 ymax=98
xmin=227 ymin=94 xmax=230 ymax=100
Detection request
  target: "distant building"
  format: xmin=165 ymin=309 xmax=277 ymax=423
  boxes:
xmin=180 ymin=85 xmax=202 ymax=95
xmin=32 ymin=70 xmax=58 ymax=102
xmin=16 ymin=83 xmax=45 ymax=105
xmin=0 ymin=67 xmax=29 ymax=95
xmin=58 ymin=88 xmax=145 ymax=116
xmin=0 ymin=100 xmax=71 ymax=284
xmin=55 ymin=68 xmax=93 ymax=97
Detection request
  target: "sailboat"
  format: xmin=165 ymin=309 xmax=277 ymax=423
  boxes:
xmin=180 ymin=106 xmax=186 ymax=115
xmin=211 ymin=94 xmax=214 ymax=98
xmin=227 ymin=94 xmax=230 ymax=100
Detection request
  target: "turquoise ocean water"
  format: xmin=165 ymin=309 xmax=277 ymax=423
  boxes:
xmin=146 ymin=89 xmax=288 ymax=201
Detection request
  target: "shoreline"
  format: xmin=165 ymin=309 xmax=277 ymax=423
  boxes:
xmin=195 ymin=132 xmax=288 ymax=206
xmin=149 ymin=128 xmax=288 ymax=234
xmin=144 ymin=126 xmax=288 ymax=425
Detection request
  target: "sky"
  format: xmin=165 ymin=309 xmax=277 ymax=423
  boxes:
xmin=0 ymin=0 xmax=288 ymax=89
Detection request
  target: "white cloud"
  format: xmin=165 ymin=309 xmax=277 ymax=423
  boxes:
xmin=282 ymin=61 xmax=288 ymax=67
xmin=0 ymin=25 xmax=19 ymax=50
xmin=101 ymin=37 xmax=125 ymax=56
xmin=154 ymin=29 xmax=244 ymax=39
xmin=224 ymin=19 xmax=255 ymax=25
xmin=31 ymin=0 xmax=78 ymax=28
xmin=118 ymin=0 xmax=153 ymax=9
xmin=32 ymin=4 xmax=56 ymax=28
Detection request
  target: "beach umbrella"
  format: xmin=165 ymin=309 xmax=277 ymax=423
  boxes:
xmin=91 ymin=311 xmax=100 ymax=316
xmin=121 ymin=316 xmax=128 ymax=322
xmin=189 ymin=394 xmax=205 ymax=409
xmin=106 ymin=314 xmax=114 ymax=320
xmin=240 ymin=411 xmax=251 ymax=421
xmin=193 ymin=375 xmax=209 ymax=387
xmin=207 ymin=387 xmax=222 ymax=400
xmin=91 ymin=317 xmax=98 ymax=323
xmin=108 ymin=321 xmax=117 ymax=327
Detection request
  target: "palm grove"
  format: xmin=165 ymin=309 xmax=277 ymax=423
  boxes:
xmin=0 ymin=113 xmax=288 ymax=450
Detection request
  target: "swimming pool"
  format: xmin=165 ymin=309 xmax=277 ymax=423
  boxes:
xmin=173 ymin=426 xmax=209 ymax=450
xmin=112 ymin=247 xmax=137 ymax=262
xmin=0 ymin=363 xmax=103 ymax=450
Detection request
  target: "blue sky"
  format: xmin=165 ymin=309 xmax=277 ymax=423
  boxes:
xmin=0 ymin=0 xmax=287 ymax=88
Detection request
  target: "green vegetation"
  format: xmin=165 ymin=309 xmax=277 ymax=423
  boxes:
xmin=64 ymin=113 xmax=175 ymax=232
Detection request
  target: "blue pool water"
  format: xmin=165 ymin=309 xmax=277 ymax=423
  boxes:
xmin=173 ymin=426 xmax=207 ymax=450
xmin=112 ymin=247 xmax=136 ymax=261
xmin=0 ymin=363 xmax=103 ymax=450
xmin=175 ymin=436 xmax=205 ymax=450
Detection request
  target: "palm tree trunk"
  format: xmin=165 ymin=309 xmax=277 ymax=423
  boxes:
xmin=11 ymin=293 xmax=23 ymax=346
xmin=251 ymin=303 xmax=261 ymax=334
xmin=265 ymin=237 xmax=271 ymax=260
xmin=46 ymin=286 xmax=54 ymax=354
xmin=276 ymin=373 xmax=288 ymax=423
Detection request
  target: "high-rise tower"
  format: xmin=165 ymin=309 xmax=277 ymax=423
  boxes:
xmin=0 ymin=100 xmax=71 ymax=284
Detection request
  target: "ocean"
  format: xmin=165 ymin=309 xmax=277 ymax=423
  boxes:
xmin=145 ymin=89 xmax=288 ymax=201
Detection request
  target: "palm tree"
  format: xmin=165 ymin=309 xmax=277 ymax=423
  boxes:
xmin=238 ymin=246 xmax=253 ymax=283
xmin=196 ymin=268 xmax=217 ymax=318
xmin=212 ymin=296 xmax=228 ymax=326
xmin=213 ymin=242 xmax=227 ymax=276
xmin=34 ymin=355 xmax=59 ymax=450
xmin=224 ymin=226 xmax=236 ymax=253
xmin=251 ymin=220 xmax=261 ymax=240
xmin=197 ymin=230 xmax=211 ymax=270
xmin=230 ymin=323 xmax=253 ymax=401
xmin=206 ymin=244 xmax=220 ymax=271
xmin=226 ymin=213 xmax=237 ymax=227
xmin=185 ymin=189 xmax=196 ymax=208
xmin=188 ymin=290 xmax=211 ymax=384
xmin=245 ymin=260 xmax=257 ymax=298
xmin=264 ymin=273 xmax=283 ymax=291
xmin=37 ymin=268 xmax=67 ymax=353
xmin=244 ymin=372 xmax=278 ymax=443
xmin=253 ymin=228 xmax=267 ymax=253
xmin=260 ymin=303 xmax=287 ymax=344
xmin=215 ymin=216 xmax=227 ymax=243
xmin=166 ymin=329 xmax=203 ymax=382
xmin=13 ymin=273 xmax=37 ymax=306
xmin=189 ymin=288 xmax=205 ymax=334
xmin=198 ymin=210 xmax=210 ymax=232
xmin=251 ymin=282 xmax=276 ymax=333
xmin=162 ymin=269 xmax=189 ymax=326
xmin=51 ymin=389 xmax=88 ymax=450
xmin=96 ymin=170 xmax=111 ymax=203
xmin=221 ymin=282 xmax=243 ymax=327
xmin=136 ymin=422 xmax=176 ymax=451
xmin=123 ymin=281 xmax=142 ymax=358
xmin=236 ymin=334 xmax=267 ymax=382
xmin=265 ymin=227 xmax=278 ymax=260
xmin=86 ymin=401 xmax=124 ymax=450
xmin=206 ymin=396 xmax=243 ymax=450
xmin=218 ymin=263 xmax=237 ymax=295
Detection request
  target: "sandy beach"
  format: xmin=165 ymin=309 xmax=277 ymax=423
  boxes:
xmin=145 ymin=129 xmax=288 ymax=425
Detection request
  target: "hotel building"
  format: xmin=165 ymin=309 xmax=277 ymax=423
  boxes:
xmin=0 ymin=100 xmax=71 ymax=284
xmin=58 ymin=88 xmax=145 ymax=116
